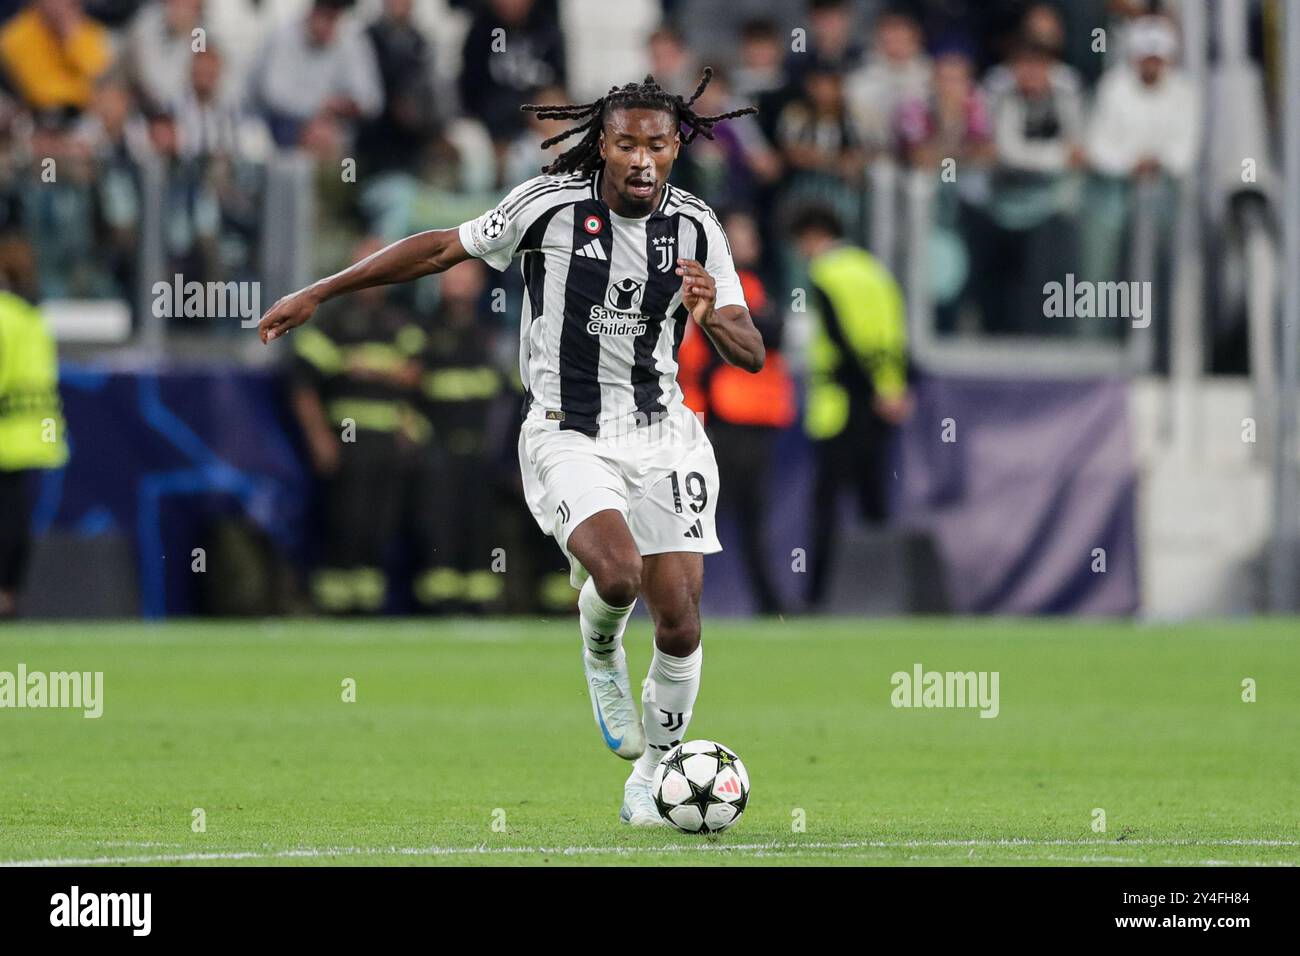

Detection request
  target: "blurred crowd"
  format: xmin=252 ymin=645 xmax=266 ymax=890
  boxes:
xmin=0 ymin=0 xmax=1251 ymax=311
xmin=0 ymin=0 xmax=1272 ymax=616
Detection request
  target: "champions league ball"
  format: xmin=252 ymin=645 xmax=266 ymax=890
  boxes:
xmin=651 ymin=740 xmax=750 ymax=833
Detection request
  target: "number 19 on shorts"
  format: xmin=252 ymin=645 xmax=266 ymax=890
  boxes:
xmin=669 ymin=471 xmax=709 ymax=515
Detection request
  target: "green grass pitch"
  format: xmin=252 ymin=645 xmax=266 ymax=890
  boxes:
xmin=0 ymin=617 xmax=1296 ymax=866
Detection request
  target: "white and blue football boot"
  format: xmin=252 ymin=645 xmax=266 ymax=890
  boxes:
xmin=620 ymin=768 xmax=665 ymax=827
xmin=583 ymin=648 xmax=645 ymax=760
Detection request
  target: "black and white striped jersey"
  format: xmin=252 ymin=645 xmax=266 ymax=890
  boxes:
xmin=457 ymin=169 xmax=747 ymax=438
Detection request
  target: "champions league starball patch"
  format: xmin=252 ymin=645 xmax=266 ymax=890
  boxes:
xmin=482 ymin=208 xmax=507 ymax=240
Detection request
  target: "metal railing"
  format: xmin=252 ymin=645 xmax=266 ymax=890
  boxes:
xmin=896 ymin=166 xmax=1164 ymax=380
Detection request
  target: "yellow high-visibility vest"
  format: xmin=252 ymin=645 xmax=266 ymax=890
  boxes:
xmin=804 ymin=245 xmax=907 ymax=440
xmin=0 ymin=291 xmax=67 ymax=470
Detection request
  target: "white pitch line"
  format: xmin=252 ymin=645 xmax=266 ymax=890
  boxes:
xmin=3 ymin=838 xmax=1298 ymax=867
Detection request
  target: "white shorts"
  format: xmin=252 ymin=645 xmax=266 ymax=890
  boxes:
xmin=519 ymin=405 xmax=722 ymax=588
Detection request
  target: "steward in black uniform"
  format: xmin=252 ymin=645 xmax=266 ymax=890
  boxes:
xmin=408 ymin=260 xmax=504 ymax=613
xmin=291 ymin=280 xmax=428 ymax=614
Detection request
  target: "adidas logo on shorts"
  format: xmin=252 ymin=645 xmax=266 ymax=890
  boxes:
xmin=683 ymin=519 xmax=703 ymax=539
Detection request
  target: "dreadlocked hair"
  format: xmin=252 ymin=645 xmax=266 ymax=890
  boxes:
xmin=520 ymin=68 xmax=757 ymax=176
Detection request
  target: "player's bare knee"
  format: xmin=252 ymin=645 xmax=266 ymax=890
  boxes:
xmin=591 ymin=552 xmax=642 ymax=607
xmin=654 ymin=616 xmax=700 ymax=657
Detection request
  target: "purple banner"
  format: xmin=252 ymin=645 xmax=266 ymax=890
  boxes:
xmin=894 ymin=375 xmax=1139 ymax=615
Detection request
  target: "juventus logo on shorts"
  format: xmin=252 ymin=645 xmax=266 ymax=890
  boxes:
xmin=557 ymin=501 xmax=571 ymax=524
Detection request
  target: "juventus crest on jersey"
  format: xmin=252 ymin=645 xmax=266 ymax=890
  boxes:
xmin=458 ymin=169 xmax=747 ymax=438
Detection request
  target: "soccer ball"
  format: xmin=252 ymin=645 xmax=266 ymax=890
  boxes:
xmin=651 ymin=739 xmax=750 ymax=833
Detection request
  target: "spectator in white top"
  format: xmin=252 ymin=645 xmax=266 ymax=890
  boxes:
xmin=990 ymin=38 xmax=1085 ymax=175
xmin=126 ymin=0 xmax=206 ymax=111
xmin=845 ymin=8 xmax=931 ymax=151
xmin=732 ymin=17 xmax=785 ymax=103
xmin=1086 ymin=15 xmax=1200 ymax=179
xmin=646 ymin=25 xmax=698 ymax=106
xmin=205 ymin=0 xmax=315 ymax=97
xmin=171 ymin=45 xmax=272 ymax=162
xmin=734 ymin=17 xmax=789 ymax=149
xmin=250 ymin=0 xmax=383 ymax=152
xmin=502 ymin=82 xmax=570 ymax=186
xmin=984 ymin=1 xmax=1084 ymax=107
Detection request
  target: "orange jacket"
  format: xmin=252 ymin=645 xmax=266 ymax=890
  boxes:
xmin=678 ymin=270 xmax=796 ymax=429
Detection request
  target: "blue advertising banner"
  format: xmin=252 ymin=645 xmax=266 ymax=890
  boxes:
xmin=39 ymin=366 xmax=1137 ymax=618
xmin=38 ymin=363 xmax=309 ymax=617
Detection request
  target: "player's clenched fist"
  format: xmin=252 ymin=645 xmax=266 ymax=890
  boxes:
xmin=258 ymin=288 xmax=321 ymax=343
xmin=675 ymin=258 xmax=715 ymax=323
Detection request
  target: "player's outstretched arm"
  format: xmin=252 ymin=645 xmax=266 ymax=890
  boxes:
xmin=258 ymin=229 xmax=472 ymax=343
xmin=676 ymin=258 xmax=765 ymax=373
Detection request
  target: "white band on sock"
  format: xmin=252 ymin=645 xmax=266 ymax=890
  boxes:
xmin=635 ymin=644 xmax=702 ymax=778
xmin=650 ymin=644 xmax=702 ymax=681
xmin=579 ymin=576 xmax=635 ymax=658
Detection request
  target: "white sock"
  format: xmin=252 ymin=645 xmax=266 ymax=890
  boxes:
xmin=579 ymin=576 xmax=635 ymax=661
xmin=635 ymin=644 xmax=702 ymax=780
